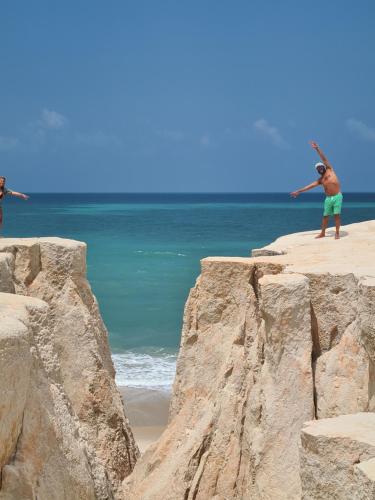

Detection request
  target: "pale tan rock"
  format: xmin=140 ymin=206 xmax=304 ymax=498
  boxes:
xmin=251 ymin=219 xmax=375 ymax=277
xmin=358 ymin=277 xmax=375 ymax=364
xmin=0 ymin=298 xmax=31 ymax=472
xmin=0 ymin=238 xmax=139 ymax=499
xmin=300 ymin=413 xmax=375 ymax=499
xmin=0 ymin=293 xmax=96 ymax=500
xmin=0 ymin=253 xmax=14 ymax=293
xmin=123 ymin=259 xmax=258 ymax=500
xmin=246 ymin=273 xmax=314 ymax=499
xmin=124 ymin=220 xmax=375 ymax=500
xmin=123 ymin=265 xmax=314 ymax=499
xmin=307 ymin=272 xmax=358 ymax=352
xmin=3 ymin=220 xmax=375 ymax=500
xmin=354 ymin=457 xmax=375 ymax=499
xmin=315 ymin=321 xmax=372 ymax=418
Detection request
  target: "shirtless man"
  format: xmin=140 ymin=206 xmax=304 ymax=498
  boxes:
xmin=291 ymin=141 xmax=342 ymax=239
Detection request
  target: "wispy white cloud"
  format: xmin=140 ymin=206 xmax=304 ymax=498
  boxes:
xmin=253 ymin=119 xmax=289 ymax=149
xmin=75 ymin=131 xmax=122 ymax=148
xmin=26 ymin=108 xmax=68 ymax=150
xmin=200 ymin=133 xmax=211 ymax=147
xmin=156 ymin=129 xmax=185 ymax=142
xmin=40 ymin=109 xmax=68 ymax=130
xmin=346 ymin=118 xmax=375 ymax=142
xmin=0 ymin=136 xmax=19 ymax=151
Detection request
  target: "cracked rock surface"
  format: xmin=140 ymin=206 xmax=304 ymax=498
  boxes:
xmin=123 ymin=221 xmax=375 ymax=500
xmin=0 ymin=238 xmax=138 ymax=500
xmin=300 ymin=413 xmax=375 ymax=499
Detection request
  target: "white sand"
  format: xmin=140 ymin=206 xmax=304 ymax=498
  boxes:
xmin=132 ymin=426 xmax=166 ymax=453
xmin=119 ymin=386 xmax=170 ymax=453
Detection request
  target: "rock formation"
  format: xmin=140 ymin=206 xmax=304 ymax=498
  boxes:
xmin=124 ymin=221 xmax=375 ymax=499
xmin=300 ymin=413 xmax=375 ymax=499
xmin=0 ymin=238 xmax=138 ymax=499
xmin=2 ymin=221 xmax=375 ymax=500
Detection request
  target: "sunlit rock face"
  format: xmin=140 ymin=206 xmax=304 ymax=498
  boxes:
xmin=300 ymin=413 xmax=375 ymax=499
xmin=0 ymin=237 xmax=139 ymax=500
xmin=123 ymin=221 xmax=375 ymax=500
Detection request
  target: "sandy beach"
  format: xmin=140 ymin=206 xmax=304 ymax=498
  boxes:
xmin=131 ymin=426 xmax=165 ymax=453
xmin=119 ymin=386 xmax=171 ymax=453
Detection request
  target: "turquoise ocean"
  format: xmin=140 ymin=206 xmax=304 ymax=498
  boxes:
xmin=2 ymin=192 xmax=375 ymax=390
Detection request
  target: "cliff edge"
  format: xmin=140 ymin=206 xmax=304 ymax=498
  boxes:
xmin=0 ymin=238 xmax=139 ymax=499
xmin=123 ymin=220 xmax=375 ymax=499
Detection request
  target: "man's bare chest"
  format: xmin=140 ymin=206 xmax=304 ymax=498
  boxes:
xmin=322 ymin=173 xmax=338 ymax=185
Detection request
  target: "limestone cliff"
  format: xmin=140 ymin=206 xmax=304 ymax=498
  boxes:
xmin=124 ymin=221 xmax=375 ymax=499
xmin=0 ymin=238 xmax=139 ymax=499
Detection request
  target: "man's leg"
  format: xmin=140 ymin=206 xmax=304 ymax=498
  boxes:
xmin=316 ymin=216 xmax=329 ymax=238
xmin=317 ymin=196 xmax=331 ymax=238
xmin=333 ymin=194 xmax=343 ymax=240
xmin=334 ymin=214 xmax=341 ymax=239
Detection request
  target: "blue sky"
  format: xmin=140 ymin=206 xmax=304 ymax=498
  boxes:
xmin=1 ymin=1 xmax=374 ymax=192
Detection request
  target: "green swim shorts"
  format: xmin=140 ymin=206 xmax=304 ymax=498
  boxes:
xmin=323 ymin=192 xmax=343 ymax=216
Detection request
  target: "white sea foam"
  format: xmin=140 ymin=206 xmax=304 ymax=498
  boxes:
xmin=112 ymin=349 xmax=177 ymax=391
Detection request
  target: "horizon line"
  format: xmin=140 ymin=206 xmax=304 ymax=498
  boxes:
xmin=13 ymin=191 xmax=375 ymax=195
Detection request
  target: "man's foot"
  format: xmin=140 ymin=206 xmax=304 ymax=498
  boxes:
xmin=335 ymin=233 xmax=340 ymax=240
xmin=315 ymin=233 xmax=325 ymax=239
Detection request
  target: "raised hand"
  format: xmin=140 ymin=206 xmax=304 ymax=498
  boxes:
xmin=309 ymin=141 xmax=319 ymax=150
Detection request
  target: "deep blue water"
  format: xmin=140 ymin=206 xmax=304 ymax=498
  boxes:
xmin=2 ymin=192 xmax=375 ymax=387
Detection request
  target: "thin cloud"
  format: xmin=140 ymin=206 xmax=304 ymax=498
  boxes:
xmin=27 ymin=108 xmax=68 ymax=150
xmin=253 ymin=119 xmax=289 ymax=149
xmin=346 ymin=118 xmax=375 ymax=142
xmin=40 ymin=109 xmax=68 ymax=129
xmin=200 ymin=133 xmax=210 ymax=146
xmin=0 ymin=136 xmax=19 ymax=151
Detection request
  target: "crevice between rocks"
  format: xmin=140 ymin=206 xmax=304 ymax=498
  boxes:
xmin=183 ymin=432 xmax=213 ymax=500
xmin=310 ymin=303 xmax=321 ymax=420
xmin=249 ymin=266 xmax=261 ymax=301
xmin=0 ymin=407 xmax=26 ymax=492
xmin=233 ymin=385 xmax=252 ymax=495
xmin=249 ymin=262 xmax=283 ymax=302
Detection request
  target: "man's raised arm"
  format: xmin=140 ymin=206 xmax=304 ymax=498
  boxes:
xmin=310 ymin=141 xmax=333 ymax=170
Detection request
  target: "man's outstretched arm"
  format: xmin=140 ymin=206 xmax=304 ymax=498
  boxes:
xmin=290 ymin=180 xmax=320 ymax=198
xmin=310 ymin=141 xmax=333 ymax=170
